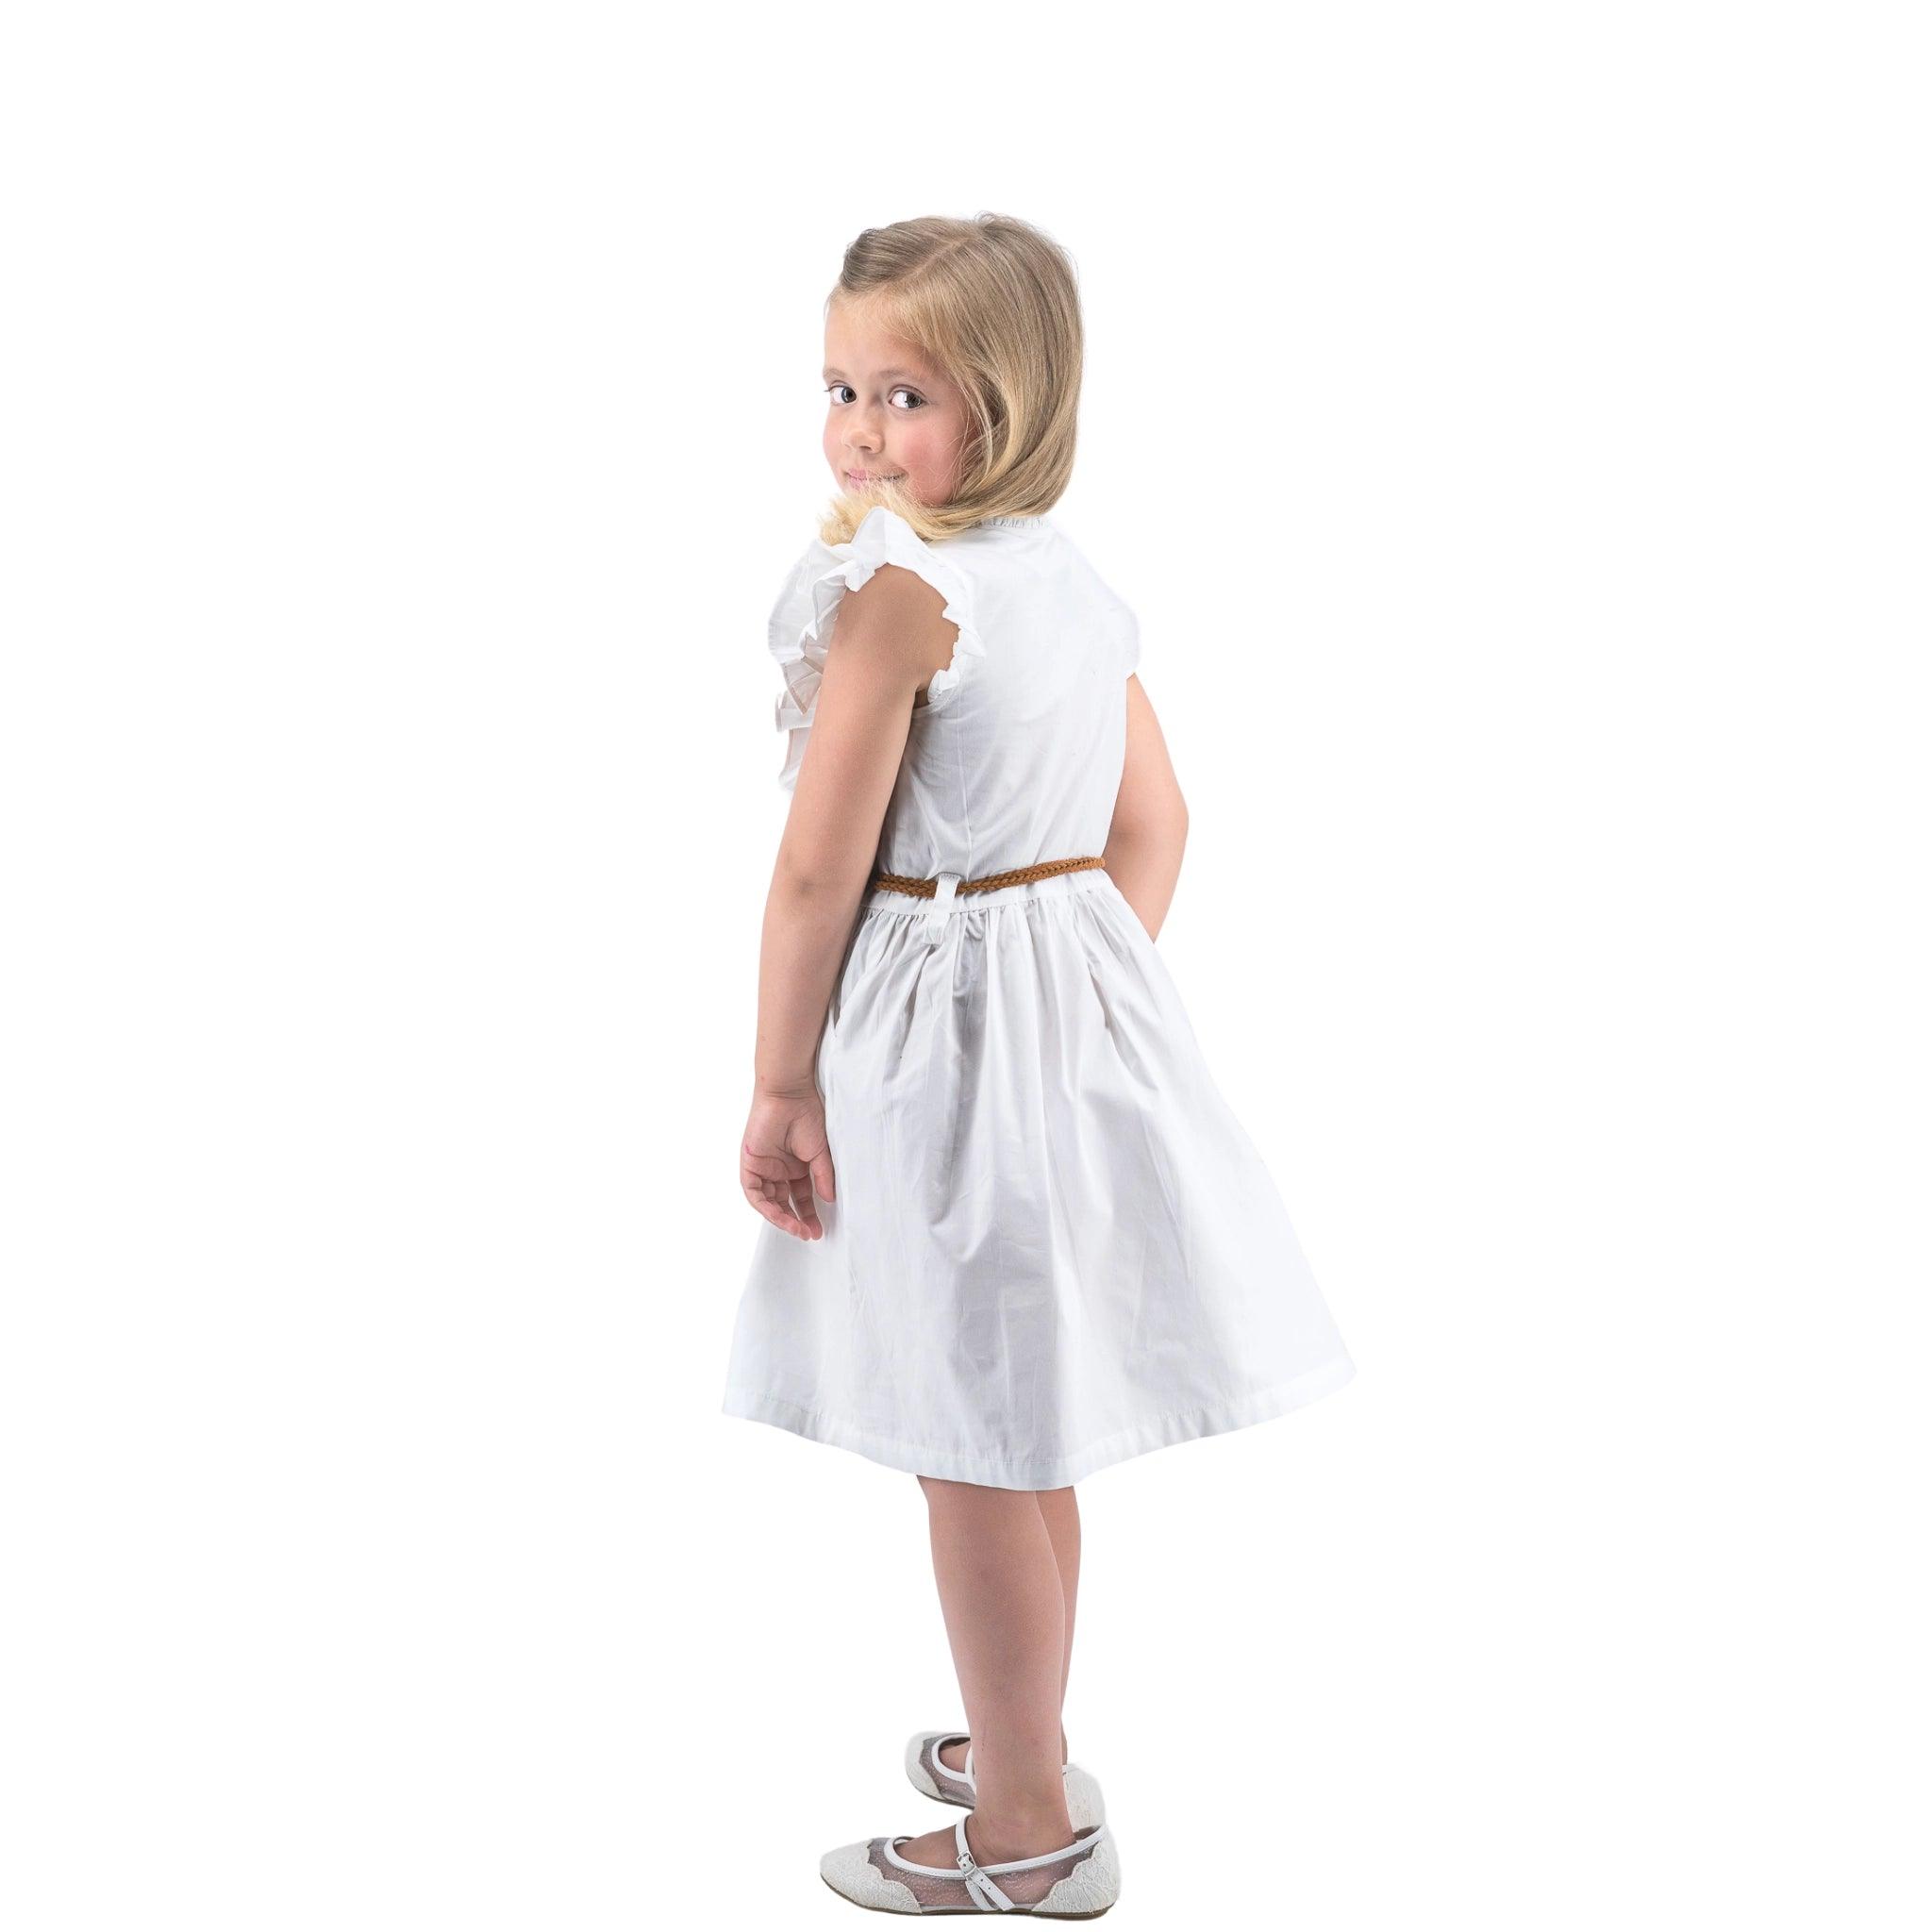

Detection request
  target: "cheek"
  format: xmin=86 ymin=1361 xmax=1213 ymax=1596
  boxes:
xmin=896 ymin=415 xmax=956 ymax=475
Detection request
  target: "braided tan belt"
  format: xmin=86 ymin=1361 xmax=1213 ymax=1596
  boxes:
xmin=870 ymin=855 xmax=1107 ymax=898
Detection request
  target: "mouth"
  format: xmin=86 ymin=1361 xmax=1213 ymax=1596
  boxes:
xmin=845 ymin=471 xmax=906 ymax=486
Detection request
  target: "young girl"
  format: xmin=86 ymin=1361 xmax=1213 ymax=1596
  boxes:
xmin=724 ymin=213 xmax=1356 ymax=1916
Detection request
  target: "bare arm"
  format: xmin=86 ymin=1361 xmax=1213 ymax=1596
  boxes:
xmin=1102 ymin=674 xmax=1188 ymax=940
xmin=741 ymin=564 xmax=958 ymax=1237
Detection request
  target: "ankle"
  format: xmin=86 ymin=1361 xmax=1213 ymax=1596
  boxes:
xmin=966 ymin=1806 xmax=1076 ymax=1864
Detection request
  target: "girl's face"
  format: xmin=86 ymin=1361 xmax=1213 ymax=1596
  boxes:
xmin=822 ymin=303 xmax=970 ymax=508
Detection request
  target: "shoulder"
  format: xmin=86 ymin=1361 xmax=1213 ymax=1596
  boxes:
xmin=768 ymin=505 xmax=974 ymax=675
xmin=776 ymin=505 xmax=974 ymax=638
xmin=1036 ymin=521 xmax=1126 ymax=601
xmin=841 ymin=513 xmax=957 ymax=625
xmin=1035 ymin=521 xmax=1141 ymax=675
xmin=803 ymin=504 xmax=946 ymax=573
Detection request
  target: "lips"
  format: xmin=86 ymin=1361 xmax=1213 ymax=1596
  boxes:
xmin=846 ymin=471 xmax=905 ymax=484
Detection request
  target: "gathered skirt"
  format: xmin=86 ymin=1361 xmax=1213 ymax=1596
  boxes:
xmin=722 ymin=865 xmax=1355 ymax=1489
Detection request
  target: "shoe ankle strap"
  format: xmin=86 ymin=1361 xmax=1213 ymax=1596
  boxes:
xmin=952 ymin=1816 xmax=1109 ymax=1894
xmin=954 ymin=1818 xmax=1016 ymax=1911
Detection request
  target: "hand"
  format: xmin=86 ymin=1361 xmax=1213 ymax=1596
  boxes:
xmin=740 ymin=1085 xmax=837 ymax=1241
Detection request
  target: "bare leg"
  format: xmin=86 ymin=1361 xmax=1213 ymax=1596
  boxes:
xmin=940 ymin=1485 xmax=1079 ymax=1771
xmin=895 ymin=1476 xmax=1075 ymax=1868
xmin=1040 ymin=1484 xmax=1082 ymax=1711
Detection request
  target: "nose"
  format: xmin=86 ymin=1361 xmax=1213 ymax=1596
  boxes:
xmin=843 ymin=401 xmax=886 ymax=456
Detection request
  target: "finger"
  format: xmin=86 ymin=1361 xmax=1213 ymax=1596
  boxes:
xmin=808 ymin=1146 xmax=836 ymax=1202
xmin=786 ymin=1174 xmax=823 ymax=1237
xmin=744 ymin=1182 xmax=815 ymax=1240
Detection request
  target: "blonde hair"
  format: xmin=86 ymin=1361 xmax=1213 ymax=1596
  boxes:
xmin=816 ymin=212 xmax=1083 ymax=547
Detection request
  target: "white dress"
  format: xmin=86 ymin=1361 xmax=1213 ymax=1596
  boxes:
xmin=722 ymin=506 xmax=1355 ymax=1489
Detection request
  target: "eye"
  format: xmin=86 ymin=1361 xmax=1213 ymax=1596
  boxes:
xmin=890 ymin=387 xmax=926 ymax=410
xmin=825 ymin=382 xmax=856 ymax=405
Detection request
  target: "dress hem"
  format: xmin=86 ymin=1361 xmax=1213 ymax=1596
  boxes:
xmin=721 ymin=1355 xmax=1357 ymax=1491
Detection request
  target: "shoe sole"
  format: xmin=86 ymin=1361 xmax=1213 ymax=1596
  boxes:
xmin=821 ymin=1875 xmax=1113 ymax=1917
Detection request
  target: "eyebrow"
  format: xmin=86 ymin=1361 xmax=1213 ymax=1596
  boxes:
xmin=823 ymin=366 xmax=931 ymax=384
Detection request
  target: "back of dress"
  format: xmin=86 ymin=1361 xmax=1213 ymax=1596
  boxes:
xmin=767 ymin=508 xmax=1138 ymax=878
xmin=727 ymin=502 xmax=1356 ymax=1492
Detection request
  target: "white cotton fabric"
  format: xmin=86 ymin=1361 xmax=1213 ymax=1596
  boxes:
xmin=723 ymin=506 xmax=1355 ymax=1489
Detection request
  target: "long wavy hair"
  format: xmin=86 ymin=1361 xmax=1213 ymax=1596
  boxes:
xmin=816 ymin=213 xmax=1083 ymax=547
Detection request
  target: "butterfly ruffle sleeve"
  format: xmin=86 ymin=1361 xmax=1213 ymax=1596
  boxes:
xmin=766 ymin=505 xmax=984 ymax=793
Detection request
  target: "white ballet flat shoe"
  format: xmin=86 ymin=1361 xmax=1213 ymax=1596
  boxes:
xmin=821 ymin=1814 xmax=1120 ymax=1917
xmin=905 ymin=1730 xmax=1105 ymax=1833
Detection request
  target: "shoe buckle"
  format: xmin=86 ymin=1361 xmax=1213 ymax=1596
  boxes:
xmin=955 ymin=1830 xmax=1015 ymax=1911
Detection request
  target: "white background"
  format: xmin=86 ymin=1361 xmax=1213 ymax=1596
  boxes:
xmin=4 ymin=4 xmax=1926 ymax=1925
